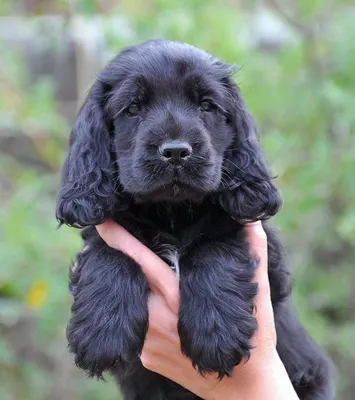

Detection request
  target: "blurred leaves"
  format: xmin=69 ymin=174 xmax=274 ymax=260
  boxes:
xmin=0 ymin=0 xmax=354 ymax=399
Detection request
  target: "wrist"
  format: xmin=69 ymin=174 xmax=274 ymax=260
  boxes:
xmin=209 ymin=353 xmax=299 ymax=400
xmin=251 ymin=358 xmax=299 ymax=400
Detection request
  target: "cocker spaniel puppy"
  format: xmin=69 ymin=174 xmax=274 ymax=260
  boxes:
xmin=56 ymin=40 xmax=333 ymax=400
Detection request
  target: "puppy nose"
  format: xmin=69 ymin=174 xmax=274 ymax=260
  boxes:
xmin=159 ymin=141 xmax=192 ymax=163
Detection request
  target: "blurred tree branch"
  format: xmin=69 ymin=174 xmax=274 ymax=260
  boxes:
xmin=265 ymin=0 xmax=313 ymax=37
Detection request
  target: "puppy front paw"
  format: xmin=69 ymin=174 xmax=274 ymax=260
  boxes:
xmin=68 ymin=297 xmax=148 ymax=379
xmin=178 ymin=282 xmax=257 ymax=378
xmin=67 ymin=252 xmax=149 ymax=379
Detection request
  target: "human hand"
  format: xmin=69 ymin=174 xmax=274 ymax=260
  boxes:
xmin=96 ymin=221 xmax=298 ymax=400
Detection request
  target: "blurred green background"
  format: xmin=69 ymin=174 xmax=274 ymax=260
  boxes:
xmin=0 ymin=1 xmax=354 ymax=399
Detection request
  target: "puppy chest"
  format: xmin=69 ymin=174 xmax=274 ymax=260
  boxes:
xmin=155 ymin=245 xmax=181 ymax=280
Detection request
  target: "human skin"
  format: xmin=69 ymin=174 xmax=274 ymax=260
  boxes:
xmin=96 ymin=220 xmax=299 ymax=400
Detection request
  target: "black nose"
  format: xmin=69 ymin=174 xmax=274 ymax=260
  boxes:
xmin=159 ymin=141 xmax=192 ymax=163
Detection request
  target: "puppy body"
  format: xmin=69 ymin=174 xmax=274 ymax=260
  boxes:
xmin=57 ymin=40 xmax=334 ymax=399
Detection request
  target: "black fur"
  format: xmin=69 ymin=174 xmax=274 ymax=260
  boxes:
xmin=57 ymin=40 xmax=334 ymax=399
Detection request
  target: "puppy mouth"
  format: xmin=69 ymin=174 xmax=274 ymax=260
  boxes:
xmin=123 ymin=156 xmax=222 ymax=203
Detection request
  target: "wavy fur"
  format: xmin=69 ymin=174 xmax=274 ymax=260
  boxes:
xmin=57 ymin=40 xmax=334 ymax=400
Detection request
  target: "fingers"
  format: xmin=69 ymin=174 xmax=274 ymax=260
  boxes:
xmin=244 ymin=222 xmax=267 ymax=257
xmin=97 ymin=219 xmax=272 ymax=336
xmin=96 ymin=220 xmax=179 ymax=312
xmin=244 ymin=222 xmax=276 ymax=346
xmin=244 ymin=222 xmax=269 ymax=292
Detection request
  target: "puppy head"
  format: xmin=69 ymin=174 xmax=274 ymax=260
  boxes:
xmin=56 ymin=40 xmax=282 ymax=227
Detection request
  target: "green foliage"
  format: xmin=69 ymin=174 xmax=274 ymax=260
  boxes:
xmin=0 ymin=1 xmax=354 ymax=399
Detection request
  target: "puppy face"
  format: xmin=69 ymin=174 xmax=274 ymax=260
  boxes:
xmin=108 ymin=45 xmax=235 ymax=202
xmin=56 ymin=40 xmax=282 ymax=227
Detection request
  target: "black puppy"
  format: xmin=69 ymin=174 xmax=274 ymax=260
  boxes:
xmin=56 ymin=40 xmax=333 ymax=400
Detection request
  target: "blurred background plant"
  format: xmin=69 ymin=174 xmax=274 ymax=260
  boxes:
xmin=0 ymin=0 xmax=354 ymax=399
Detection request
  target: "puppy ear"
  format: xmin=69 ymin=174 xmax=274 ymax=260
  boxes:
xmin=56 ymin=81 xmax=122 ymax=228
xmin=218 ymin=79 xmax=282 ymax=222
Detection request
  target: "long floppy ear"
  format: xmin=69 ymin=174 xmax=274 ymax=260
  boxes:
xmin=56 ymin=81 xmax=123 ymax=228
xmin=218 ymin=78 xmax=283 ymax=222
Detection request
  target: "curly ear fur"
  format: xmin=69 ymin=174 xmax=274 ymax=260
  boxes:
xmin=56 ymin=81 xmax=121 ymax=228
xmin=219 ymin=78 xmax=283 ymax=222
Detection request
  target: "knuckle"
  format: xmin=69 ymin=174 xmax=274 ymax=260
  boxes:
xmin=254 ymin=226 xmax=267 ymax=238
xmin=140 ymin=353 xmax=155 ymax=370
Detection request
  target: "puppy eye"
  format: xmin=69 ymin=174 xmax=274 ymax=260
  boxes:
xmin=200 ymin=100 xmax=214 ymax=112
xmin=127 ymin=103 xmax=140 ymax=116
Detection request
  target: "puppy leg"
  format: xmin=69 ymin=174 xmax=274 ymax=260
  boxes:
xmin=67 ymin=244 xmax=149 ymax=379
xmin=275 ymin=301 xmax=334 ymax=400
xmin=178 ymin=241 xmax=258 ymax=378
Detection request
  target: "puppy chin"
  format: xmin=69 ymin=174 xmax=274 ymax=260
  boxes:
xmin=133 ymin=183 xmax=208 ymax=204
